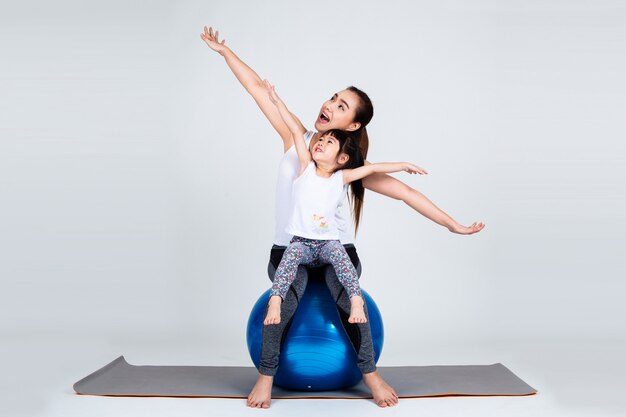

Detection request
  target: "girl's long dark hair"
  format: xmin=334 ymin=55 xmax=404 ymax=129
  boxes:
xmin=325 ymin=129 xmax=367 ymax=235
xmin=339 ymin=136 xmax=366 ymax=235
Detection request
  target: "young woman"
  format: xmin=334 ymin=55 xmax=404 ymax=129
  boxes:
xmin=201 ymin=26 xmax=484 ymax=409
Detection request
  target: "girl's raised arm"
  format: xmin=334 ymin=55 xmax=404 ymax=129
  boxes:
xmin=200 ymin=26 xmax=305 ymax=151
xmin=362 ymin=172 xmax=485 ymax=235
xmin=264 ymin=81 xmax=310 ymax=174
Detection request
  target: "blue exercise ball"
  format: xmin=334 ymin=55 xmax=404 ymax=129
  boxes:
xmin=246 ymin=279 xmax=384 ymax=391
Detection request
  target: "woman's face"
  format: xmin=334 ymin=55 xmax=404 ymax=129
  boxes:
xmin=314 ymin=89 xmax=361 ymax=133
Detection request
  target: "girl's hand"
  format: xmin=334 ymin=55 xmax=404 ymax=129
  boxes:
xmin=263 ymin=79 xmax=280 ymax=104
xmin=200 ymin=26 xmax=228 ymax=55
xmin=449 ymin=222 xmax=485 ymax=235
xmin=403 ymin=163 xmax=428 ymax=175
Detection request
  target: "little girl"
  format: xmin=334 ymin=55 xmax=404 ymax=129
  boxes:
xmin=263 ymin=80 xmax=423 ymax=325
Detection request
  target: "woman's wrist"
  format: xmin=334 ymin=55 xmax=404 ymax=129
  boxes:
xmin=446 ymin=221 xmax=462 ymax=233
xmin=220 ymin=45 xmax=232 ymax=57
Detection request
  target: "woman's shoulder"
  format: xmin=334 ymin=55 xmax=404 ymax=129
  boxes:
xmin=284 ymin=130 xmax=314 ymax=154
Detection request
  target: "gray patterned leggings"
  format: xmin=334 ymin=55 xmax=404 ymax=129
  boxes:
xmin=270 ymin=236 xmax=362 ymax=300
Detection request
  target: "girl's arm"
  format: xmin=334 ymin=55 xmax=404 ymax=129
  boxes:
xmin=343 ymin=162 xmax=425 ymax=184
xmin=361 ymin=171 xmax=485 ymax=235
xmin=265 ymin=81 xmax=310 ymax=173
xmin=200 ymin=26 xmax=305 ymax=151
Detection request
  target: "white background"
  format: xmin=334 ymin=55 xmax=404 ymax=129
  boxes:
xmin=1 ymin=0 xmax=625 ymax=416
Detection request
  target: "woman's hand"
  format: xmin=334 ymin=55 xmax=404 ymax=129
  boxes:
xmin=448 ymin=222 xmax=485 ymax=235
xmin=200 ymin=26 xmax=228 ymax=55
xmin=402 ymin=163 xmax=428 ymax=175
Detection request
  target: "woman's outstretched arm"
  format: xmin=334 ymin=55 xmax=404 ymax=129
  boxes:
xmin=200 ymin=26 xmax=304 ymax=150
xmin=362 ymin=172 xmax=485 ymax=235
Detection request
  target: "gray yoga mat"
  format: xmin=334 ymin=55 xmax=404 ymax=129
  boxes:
xmin=73 ymin=356 xmax=537 ymax=399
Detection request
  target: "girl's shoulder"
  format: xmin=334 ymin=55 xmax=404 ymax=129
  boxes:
xmin=333 ymin=168 xmax=346 ymax=182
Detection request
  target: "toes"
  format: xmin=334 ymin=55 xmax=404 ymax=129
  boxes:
xmin=264 ymin=316 xmax=282 ymax=325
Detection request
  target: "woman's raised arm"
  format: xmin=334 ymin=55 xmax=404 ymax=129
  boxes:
xmin=362 ymin=172 xmax=485 ymax=235
xmin=201 ymin=26 xmax=304 ymax=151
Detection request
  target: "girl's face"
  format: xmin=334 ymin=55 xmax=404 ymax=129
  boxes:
xmin=314 ymin=90 xmax=362 ymax=133
xmin=310 ymin=133 xmax=348 ymax=167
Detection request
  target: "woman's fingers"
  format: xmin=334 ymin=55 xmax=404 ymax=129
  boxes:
xmin=201 ymin=25 xmax=226 ymax=48
xmin=452 ymin=222 xmax=485 ymax=234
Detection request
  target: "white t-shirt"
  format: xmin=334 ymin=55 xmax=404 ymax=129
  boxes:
xmin=286 ymin=161 xmax=346 ymax=240
xmin=273 ymin=131 xmax=354 ymax=246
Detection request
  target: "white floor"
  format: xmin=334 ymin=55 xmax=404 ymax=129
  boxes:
xmin=4 ymin=336 xmax=625 ymax=417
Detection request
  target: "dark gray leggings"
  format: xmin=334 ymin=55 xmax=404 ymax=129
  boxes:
xmin=259 ymin=244 xmax=376 ymax=376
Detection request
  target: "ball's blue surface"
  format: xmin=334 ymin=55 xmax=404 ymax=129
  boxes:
xmin=246 ymin=279 xmax=384 ymax=391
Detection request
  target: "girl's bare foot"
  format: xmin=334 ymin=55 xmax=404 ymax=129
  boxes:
xmin=247 ymin=374 xmax=273 ymax=408
xmin=264 ymin=295 xmax=282 ymax=325
xmin=348 ymin=295 xmax=367 ymax=323
xmin=363 ymin=370 xmax=399 ymax=407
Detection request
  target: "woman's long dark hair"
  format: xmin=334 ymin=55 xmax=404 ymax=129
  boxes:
xmin=343 ymin=86 xmax=373 ymax=234
xmin=346 ymin=86 xmax=373 ymax=160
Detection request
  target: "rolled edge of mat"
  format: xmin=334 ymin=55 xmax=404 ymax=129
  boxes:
xmin=73 ymin=355 xmax=128 ymax=394
xmin=495 ymin=363 xmax=538 ymax=394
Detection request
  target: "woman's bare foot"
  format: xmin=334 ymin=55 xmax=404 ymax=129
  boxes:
xmin=363 ymin=370 xmax=399 ymax=407
xmin=348 ymin=295 xmax=367 ymax=324
xmin=247 ymin=374 xmax=273 ymax=408
xmin=264 ymin=295 xmax=282 ymax=325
